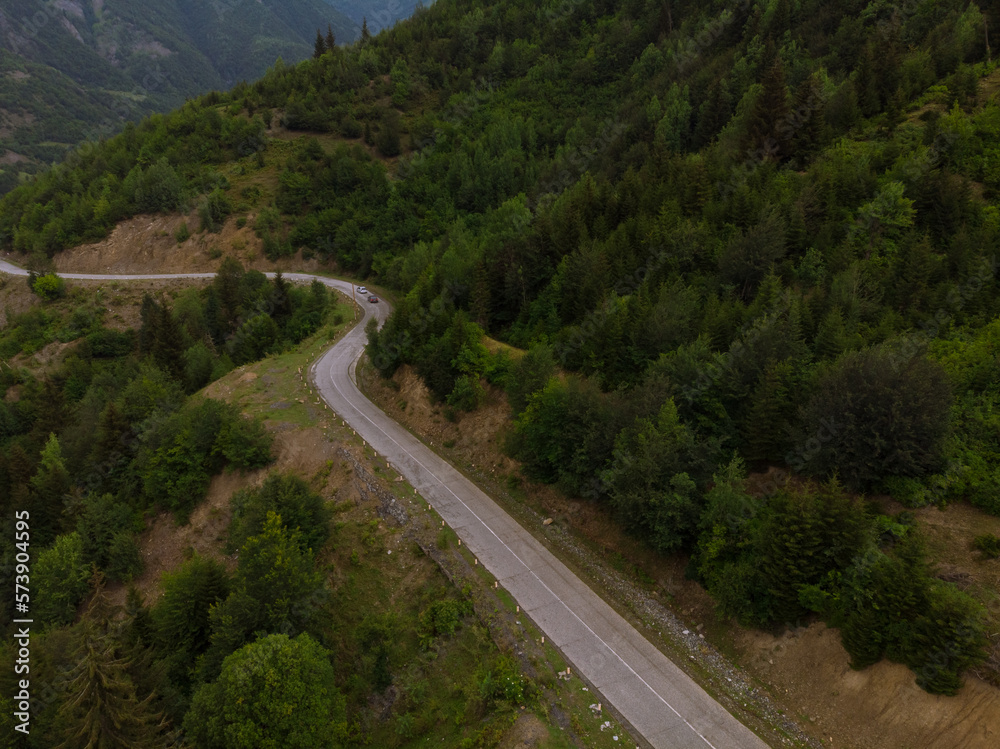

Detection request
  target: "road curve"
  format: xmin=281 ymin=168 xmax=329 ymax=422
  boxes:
xmin=1 ymin=259 xmax=769 ymax=749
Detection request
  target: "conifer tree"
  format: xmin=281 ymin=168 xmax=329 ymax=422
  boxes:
xmin=29 ymin=379 xmax=67 ymax=446
xmin=742 ymin=362 xmax=792 ymax=464
xmin=750 ymin=56 xmax=791 ymax=156
xmin=326 ymin=24 xmax=336 ymax=51
xmin=213 ymin=256 xmax=246 ymax=327
xmin=90 ymin=401 xmax=131 ymax=479
xmin=855 ymin=45 xmax=881 ymax=117
xmin=152 ymin=298 xmax=185 ymax=380
xmin=470 ymin=260 xmax=490 ymax=328
xmin=6 ymin=443 xmax=34 ymax=514
xmin=813 ymin=306 xmax=848 ymax=360
xmin=693 ymin=77 xmax=732 ymax=148
xmin=313 ymin=30 xmax=326 ymax=59
xmin=153 ymin=555 xmax=231 ymax=658
xmin=361 ymin=17 xmax=371 ymax=43
xmin=56 ymin=576 xmax=168 ymax=748
xmin=30 ymin=433 xmax=71 ymax=545
xmin=270 ymin=271 xmax=293 ymax=329
xmin=138 ymin=294 xmax=160 ymax=355
xmin=790 ymin=73 xmax=825 ymax=161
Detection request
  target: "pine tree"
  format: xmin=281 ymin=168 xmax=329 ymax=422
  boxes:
xmin=270 ymin=271 xmax=293 ymax=329
xmin=152 ymin=299 xmax=185 ymax=380
xmin=29 ymin=379 xmax=67 ymax=446
xmin=898 ymin=235 xmax=935 ymax=313
xmin=813 ymin=306 xmax=848 ymax=361
xmin=203 ymin=286 xmax=226 ymax=346
xmin=743 ymin=362 xmax=792 ymax=464
xmin=325 ymin=24 xmax=336 ymax=51
xmin=361 ymin=17 xmax=371 ymax=43
xmin=470 ymin=260 xmax=490 ymax=328
xmin=755 ymin=56 xmax=791 ymax=156
xmin=768 ymin=0 xmax=793 ymax=37
xmin=855 ymin=45 xmax=881 ymax=117
xmin=693 ymin=77 xmax=732 ymax=148
xmin=124 ymin=587 xmax=154 ymax=647
xmin=30 ymin=433 xmax=71 ymax=545
xmin=213 ymin=256 xmax=246 ymax=328
xmin=138 ymin=294 xmax=160 ymax=355
xmin=57 ymin=577 xmax=168 ymax=749
xmin=90 ymin=401 xmax=131 ymax=469
xmin=5 ymin=443 xmax=34 ymax=515
xmin=790 ymin=73 xmax=825 ymax=161
xmin=313 ymin=30 xmax=325 ymax=59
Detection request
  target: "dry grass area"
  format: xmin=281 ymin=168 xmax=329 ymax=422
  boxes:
xmin=363 ymin=363 xmax=1000 ymax=749
xmin=736 ymin=621 xmax=1000 ymax=749
xmin=47 ymin=210 xmax=325 ymax=276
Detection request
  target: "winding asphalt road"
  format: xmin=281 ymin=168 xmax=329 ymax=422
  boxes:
xmin=1 ymin=259 xmax=769 ymax=749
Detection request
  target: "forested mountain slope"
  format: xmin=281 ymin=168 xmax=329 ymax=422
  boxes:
xmin=4 ymin=0 xmax=1000 ymax=696
xmin=0 ymin=0 xmax=357 ymax=191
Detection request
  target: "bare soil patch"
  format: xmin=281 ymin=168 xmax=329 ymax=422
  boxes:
xmin=0 ymin=150 xmax=28 ymax=164
xmin=737 ymin=622 xmax=1000 ymax=749
xmin=48 ymin=212 xmax=327 ymax=276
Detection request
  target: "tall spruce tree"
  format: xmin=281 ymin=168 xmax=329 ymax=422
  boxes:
xmin=742 ymin=362 xmax=793 ymax=464
xmin=813 ymin=306 xmax=848 ymax=361
xmin=152 ymin=299 xmax=185 ymax=380
xmin=56 ymin=577 xmax=168 ymax=749
xmin=30 ymin=433 xmax=71 ymax=545
xmin=790 ymin=73 xmax=825 ymax=160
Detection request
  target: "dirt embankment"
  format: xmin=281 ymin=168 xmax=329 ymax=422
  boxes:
xmin=363 ymin=363 xmax=1000 ymax=749
xmin=48 ymin=211 xmax=329 ymax=276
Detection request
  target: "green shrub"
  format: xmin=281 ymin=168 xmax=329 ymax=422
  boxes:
xmin=85 ymin=329 xmax=135 ymax=358
xmin=31 ymin=273 xmax=66 ymax=300
xmin=105 ymin=531 xmax=143 ymax=582
xmin=34 ymin=533 xmax=90 ymax=626
xmin=973 ymin=533 xmax=1000 ymax=559
xmin=417 ymin=599 xmax=465 ymax=648
xmin=447 ymin=375 xmax=484 ymax=411
xmin=505 ymin=344 xmax=555 ymax=415
xmin=198 ymin=189 xmax=232 ymax=232
xmin=478 ymin=654 xmax=530 ymax=706
xmin=175 ymin=221 xmax=190 ymax=244
xmin=881 ymin=476 xmax=934 ymax=508
xmin=340 ymin=117 xmax=363 ymax=138
xmin=227 ymin=473 xmax=331 ymax=554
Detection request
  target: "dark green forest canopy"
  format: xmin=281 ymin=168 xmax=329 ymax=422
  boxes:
xmin=4 ymin=0 xmax=1000 ymax=696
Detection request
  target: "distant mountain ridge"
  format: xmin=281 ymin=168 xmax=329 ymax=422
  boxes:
xmin=324 ymin=0 xmax=427 ymax=32
xmin=0 ymin=0 xmax=359 ymax=191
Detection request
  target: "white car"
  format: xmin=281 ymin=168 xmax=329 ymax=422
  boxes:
xmin=357 ymin=286 xmax=368 ymax=294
